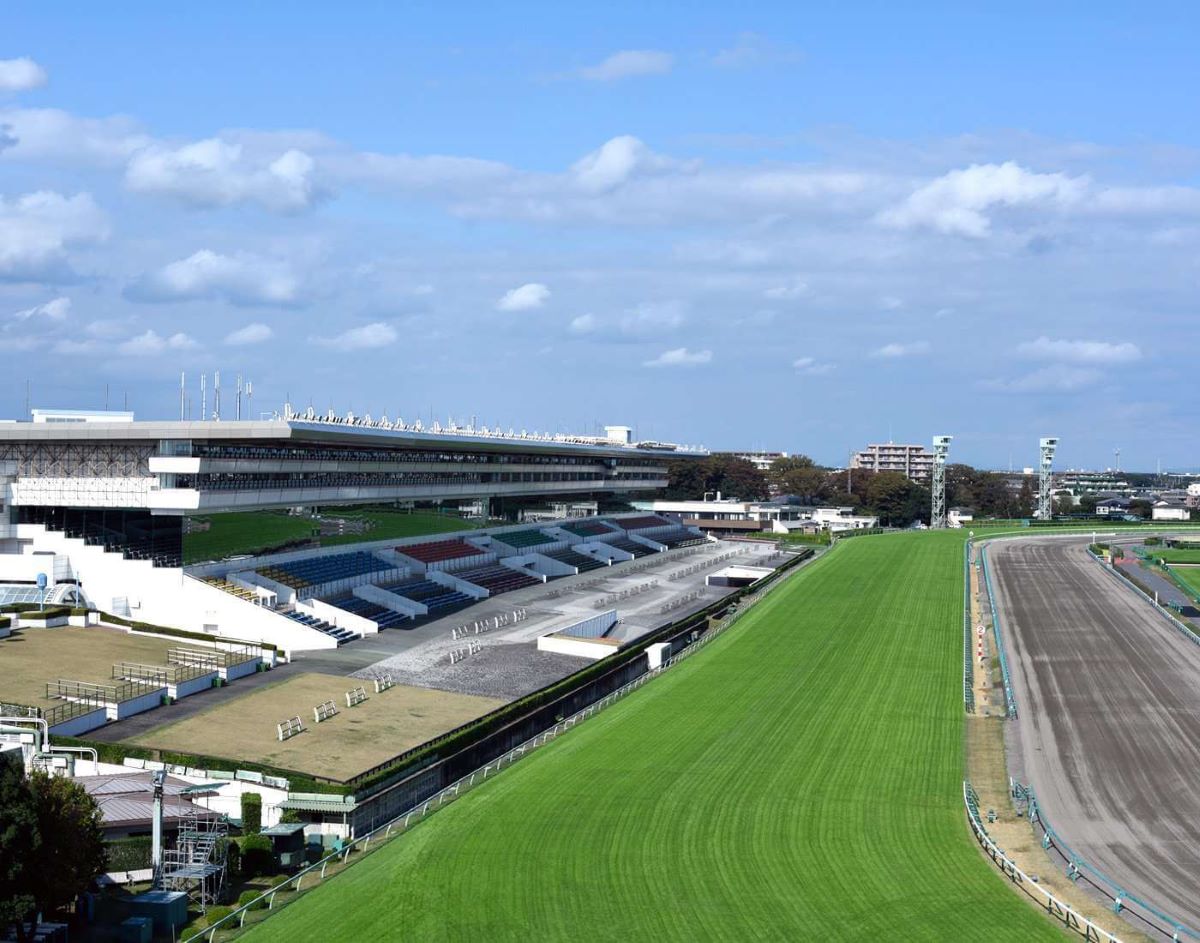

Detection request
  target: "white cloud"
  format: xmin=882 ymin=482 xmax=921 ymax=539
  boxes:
xmin=713 ymin=33 xmax=804 ymax=68
xmin=570 ymin=136 xmax=691 ymax=193
xmin=125 ymin=138 xmax=322 ymax=211
xmin=980 ymin=366 xmax=1102 ymax=394
xmin=0 ymin=58 xmax=47 ymax=92
xmin=764 ymin=278 xmax=808 ymax=300
xmin=496 ymin=282 xmax=550 ymax=311
xmin=871 ymin=340 xmax=931 ymax=358
xmin=643 ymin=347 xmax=712 ymax=368
xmin=224 ymin=322 xmax=274 ymax=345
xmin=878 ymin=161 xmax=1086 ymax=237
xmin=577 ymin=50 xmax=674 ymax=81
xmin=313 ymin=322 xmax=397 ymax=351
xmin=621 ymin=300 xmax=685 ymax=335
xmin=0 ymin=108 xmax=150 ymax=165
xmin=1016 ymin=336 xmax=1141 ymax=365
xmin=128 ymin=250 xmax=302 ymax=306
xmin=118 ymin=329 xmax=199 ymax=356
xmin=0 ymin=190 xmax=108 ymax=281
xmin=569 ymin=313 xmax=597 ymax=334
xmin=11 ymin=296 xmax=70 ymax=321
xmin=793 ymin=356 xmax=835 ymax=375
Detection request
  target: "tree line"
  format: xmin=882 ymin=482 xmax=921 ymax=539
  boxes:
xmin=665 ymin=455 xmax=1050 ymax=527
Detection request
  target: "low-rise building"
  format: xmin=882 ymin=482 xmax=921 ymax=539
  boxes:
xmin=1152 ymin=501 xmax=1191 ymax=522
xmin=634 ymin=498 xmax=878 ymax=534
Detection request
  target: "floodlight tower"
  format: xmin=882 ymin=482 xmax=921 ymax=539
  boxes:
xmin=931 ymin=435 xmax=952 ymax=528
xmin=1038 ymin=437 xmax=1059 ymax=520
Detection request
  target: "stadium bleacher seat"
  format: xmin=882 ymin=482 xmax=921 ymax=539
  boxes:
xmin=614 ymin=515 xmax=668 ymax=532
xmin=204 ymin=577 xmax=257 ymax=602
xmin=390 ymin=578 xmax=474 ymax=616
xmin=495 ymin=529 xmax=556 ymax=549
xmin=258 ymin=551 xmax=392 ymax=591
xmin=281 ymin=609 xmax=360 ymax=645
xmin=455 ymin=564 xmax=540 ymax=595
xmin=601 ymin=536 xmax=656 ymax=559
xmin=540 ymin=547 xmax=606 ymax=573
xmin=563 ymin=520 xmax=615 ymax=538
xmin=326 ymin=594 xmax=410 ymax=629
xmin=398 ymin=539 xmax=484 ymax=565
xmin=645 ymin=527 xmax=707 ymax=550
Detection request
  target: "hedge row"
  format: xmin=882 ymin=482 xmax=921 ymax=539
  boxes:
xmin=101 ymin=611 xmax=279 ymax=652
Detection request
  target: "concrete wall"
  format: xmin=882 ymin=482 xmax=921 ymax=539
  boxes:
xmin=48 ymin=706 xmax=107 ymax=737
xmin=536 ymin=634 xmax=619 ymax=660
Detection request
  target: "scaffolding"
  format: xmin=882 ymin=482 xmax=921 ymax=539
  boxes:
xmin=931 ymin=435 xmax=952 ymax=529
xmin=161 ymin=812 xmax=229 ymax=910
xmin=1038 ymin=437 xmax=1059 ymax=520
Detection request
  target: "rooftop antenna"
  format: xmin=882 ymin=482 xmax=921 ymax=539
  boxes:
xmin=214 ymin=370 xmax=221 ymax=421
xmin=1114 ymin=447 xmax=1120 ymax=474
xmin=246 ymin=381 xmax=253 ymax=419
xmin=236 ymin=374 xmax=242 ymax=421
xmin=179 ymin=372 xmax=186 ymax=421
xmin=931 ymin=435 xmax=952 ymax=528
xmin=1038 ymin=437 xmax=1059 ymax=520
xmin=200 ymin=374 xmax=207 ymax=422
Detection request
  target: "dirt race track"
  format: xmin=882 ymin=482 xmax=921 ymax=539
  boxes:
xmin=990 ymin=536 xmax=1200 ymax=938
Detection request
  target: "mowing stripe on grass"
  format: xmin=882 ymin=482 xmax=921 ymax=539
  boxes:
xmin=242 ymin=532 xmax=1058 ymax=941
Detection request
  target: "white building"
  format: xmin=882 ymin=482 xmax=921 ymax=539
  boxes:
xmin=635 ymin=497 xmax=878 ymax=534
xmin=731 ymin=451 xmax=788 ymax=472
xmin=1152 ymin=502 xmax=1191 ymax=522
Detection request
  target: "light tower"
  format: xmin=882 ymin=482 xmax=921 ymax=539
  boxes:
xmin=1038 ymin=437 xmax=1059 ymax=520
xmin=931 ymin=435 xmax=952 ymax=528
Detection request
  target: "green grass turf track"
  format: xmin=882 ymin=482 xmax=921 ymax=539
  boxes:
xmin=1147 ymin=548 xmax=1200 ymax=565
xmin=1168 ymin=564 xmax=1200 ymax=597
xmin=243 ymin=532 xmax=1057 ymax=941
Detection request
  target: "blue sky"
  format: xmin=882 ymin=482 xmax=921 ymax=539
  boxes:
xmin=2 ymin=3 xmax=1198 ymax=470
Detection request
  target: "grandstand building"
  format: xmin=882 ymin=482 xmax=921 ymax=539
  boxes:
xmin=0 ymin=410 xmax=704 ymax=651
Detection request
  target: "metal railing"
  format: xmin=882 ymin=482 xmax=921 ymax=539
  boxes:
xmin=962 ymin=540 xmax=975 ymax=714
xmin=1019 ymin=780 xmax=1199 ymax=941
xmin=1087 ymin=547 xmax=1200 ymax=650
xmin=963 ymin=780 xmax=1124 ymax=942
xmin=977 ymin=545 xmax=1017 ymax=718
xmin=183 ymin=538 xmax=821 ymax=942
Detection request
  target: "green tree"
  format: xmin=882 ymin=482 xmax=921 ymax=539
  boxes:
xmin=1017 ymin=477 xmax=1036 ymax=518
xmin=665 ymin=456 xmax=769 ymax=501
xmin=769 ymin=456 xmax=831 ymax=504
xmin=241 ymin=792 xmax=263 ymax=834
xmin=864 ymin=472 xmax=928 ymax=527
xmin=2 ymin=769 xmax=106 ymax=941
xmin=0 ymin=760 xmax=38 ymax=941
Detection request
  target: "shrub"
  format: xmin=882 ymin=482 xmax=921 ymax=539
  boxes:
xmin=222 ymin=837 xmax=241 ymax=881
xmin=241 ymin=792 xmax=262 ymax=834
xmin=22 ymin=607 xmax=70 ymax=620
xmin=238 ymin=889 xmax=268 ymax=911
xmin=105 ymin=836 xmax=152 ymax=871
xmin=202 ymin=905 xmax=233 ymax=928
xmin=240 ymin=833 xmax=274 ymax=877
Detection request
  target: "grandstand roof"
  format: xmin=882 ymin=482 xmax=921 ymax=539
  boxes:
xmin=0 ymin=417 xmax=703 ymax=458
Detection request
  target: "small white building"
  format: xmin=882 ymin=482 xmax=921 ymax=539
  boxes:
xmin=1152 ymin=502 xmax=1191 ymax=522
xmin=947 ymin=507 xmax=974 ymax=528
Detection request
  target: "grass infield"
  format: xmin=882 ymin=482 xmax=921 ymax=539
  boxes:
xmin=126 ymin=672 xmax=504 ymax=780
xmin=242 ymin=532 xmax=1057 ymax=941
